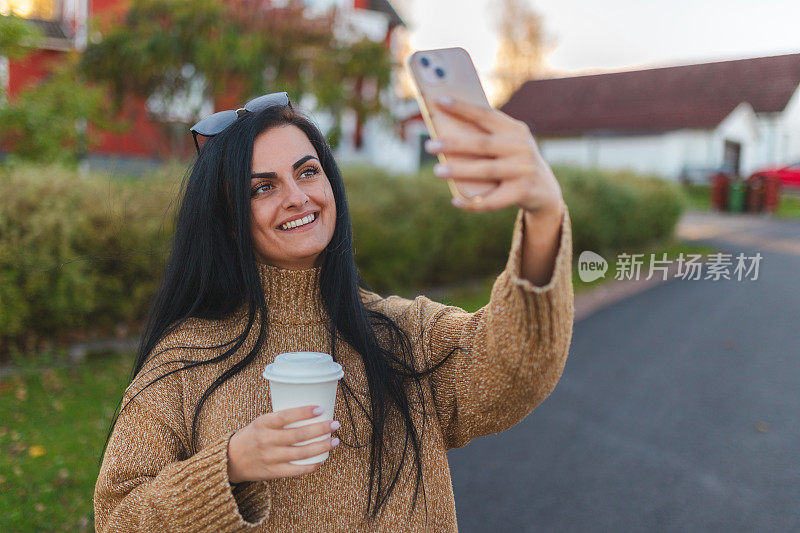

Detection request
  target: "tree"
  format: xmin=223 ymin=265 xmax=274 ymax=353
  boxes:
xmin=80 ymin=0 xmax=394 ymax=148
xmin=491 ymin=0 xmax=555 ymax=105
xmin=0 ymin=15 xmax=114 ymax=164
xmin=0 ymin=13 xmax=44 ymax=59
xmin=0 ymin=13 xmax=44 ymax=103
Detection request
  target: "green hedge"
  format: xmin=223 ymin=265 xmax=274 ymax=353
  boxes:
xmin=0 ymin=162 xmax=684 ymax=357
xmin=346 ymin=164 xmax=516 ymax=293
xmin=0 ymin=164 xmax=179 ymax=356
xmin=555 ymin=165 xmax=687 ymax=256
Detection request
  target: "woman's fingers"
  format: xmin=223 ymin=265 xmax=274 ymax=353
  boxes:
xmin=274 ymin=436 xmax=338 ymax=464
xmin=434 ymin=97 xmax=524 ymax=134
xmin=452 ymin=182 xmax=520 ymax=213
xmin=426 ymin=132 xmax=525 ymax=158
xmin=435 ymin=158 xmax=535 ymax=181
xmin=259 ymin=405 xmax=319 ymax=430
xmin=272 ymin=419 xmax=338 ymax=446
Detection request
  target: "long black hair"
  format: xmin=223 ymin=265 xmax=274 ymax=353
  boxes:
xmin=99 ymin=103 xmax=459 ymax=523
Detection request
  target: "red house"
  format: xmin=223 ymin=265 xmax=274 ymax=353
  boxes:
xmin=2 ymin=0 xmax=405 ymax=168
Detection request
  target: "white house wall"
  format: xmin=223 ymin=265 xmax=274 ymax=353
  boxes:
xmin=537 ymin=102 xmax=764 ymax=180
xmin=336 ymin=113 xmax=421 ymax=174
xmin=678 ymin=130 xmax=715 ymax=168
xmin=539 ymin=133 xmax=704 ymax=181
xmin=367 ymin=117 xmax=425 ymax=175
xmin=754 ymin=114 xmax=781 ymax=166
xmin=712 ymin=102 xmax=760 ymax=175
xmin=715 ymin=91 xmax=800 ymax=172
xmin=0 ymin=56 xmax=8 ymax=102
xmin=321 ymin=108 xmax=420 ymax=175
xmin=776 ymin=83 xmax=800 ymax=164
xmin=537 ymin=137 xmax=595 ymax=169
xmin=599 ymin=133 xmax=691 ymax=178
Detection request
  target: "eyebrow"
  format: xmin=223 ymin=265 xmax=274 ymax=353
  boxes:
xmin=251 ymin=155 xmax=319 ymax=180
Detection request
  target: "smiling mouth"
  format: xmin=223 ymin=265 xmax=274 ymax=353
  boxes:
xmin=277 ymin=212 xmax=319 ymax=231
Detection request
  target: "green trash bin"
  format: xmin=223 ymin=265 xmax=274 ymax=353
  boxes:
xmin=728 ymin=179 xmax=745 ymax=212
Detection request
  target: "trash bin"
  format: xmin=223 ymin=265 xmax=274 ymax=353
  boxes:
xmin=728 ymin=179 xmax=745 ymax=212
xmin=710 ymin=173 xmax=730 ymax=211
xmin=763 ymin=176 xmax=782 ymax=213
xmin=746 ymin=175 xmax=764 ymax=212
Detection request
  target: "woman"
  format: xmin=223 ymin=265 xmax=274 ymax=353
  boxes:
xmin=93 ymin=93 xmax=574 ymax=532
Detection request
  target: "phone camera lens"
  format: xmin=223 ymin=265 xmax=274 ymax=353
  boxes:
xmin=420 ymin=56 xmax=430 ymax=67
xmin=435 ymin=67 xmax=445 ymax=78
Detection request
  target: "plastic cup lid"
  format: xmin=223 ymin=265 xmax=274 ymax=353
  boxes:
xmin=262 ymin=351 xmax=344 ymax=384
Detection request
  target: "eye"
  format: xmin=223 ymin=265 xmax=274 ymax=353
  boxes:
xmin=251 ymin=182 xmax=273 ymax=196
xmin=300 ymin=165 xmax=321 ymax=179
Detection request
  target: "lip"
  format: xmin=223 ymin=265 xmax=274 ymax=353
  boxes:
xmin=276 ymin=211 xmax=320 ymax=232
xmin=276 ymin=210 xmax=319 ymax=229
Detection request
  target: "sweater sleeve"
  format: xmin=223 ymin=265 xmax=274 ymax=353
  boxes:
xmin=418 ymin=205 xmax=574 ymax=450
xmin=93 ymin=372 xmax=270 ymax=531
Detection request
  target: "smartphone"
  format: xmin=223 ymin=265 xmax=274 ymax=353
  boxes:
xmin=405 ymin=47 xmax=499 ymax=200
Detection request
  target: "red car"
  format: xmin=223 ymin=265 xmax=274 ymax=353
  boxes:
xmin=750 ymin=161 xmax=800 ymax=189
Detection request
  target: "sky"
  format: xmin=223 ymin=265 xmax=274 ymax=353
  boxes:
xmin=399 ymin=0 xmax=800 ymax=102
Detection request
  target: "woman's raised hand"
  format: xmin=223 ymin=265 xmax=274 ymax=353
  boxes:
xmin=227 ymin=405 xmax=340 ymax=484
xmin=425 ymin=96 xmax=564 ymax=220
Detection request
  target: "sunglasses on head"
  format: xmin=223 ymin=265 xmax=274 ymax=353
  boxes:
xmin=189 ymin=91 xmax=292 ymax=153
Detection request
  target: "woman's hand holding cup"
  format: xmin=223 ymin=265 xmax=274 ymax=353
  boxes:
xmin=227 ymin=405 xmax=340 ymax=484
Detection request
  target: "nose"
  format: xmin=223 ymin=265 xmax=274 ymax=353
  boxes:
xmin=280 ymin=177 xmax=310 ymax=210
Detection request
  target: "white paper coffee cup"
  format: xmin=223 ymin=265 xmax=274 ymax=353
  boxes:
xmin=262 ymin=352 xmax=344 ymax=465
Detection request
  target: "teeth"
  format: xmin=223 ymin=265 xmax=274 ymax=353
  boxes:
xmin=280 ymin=213 xmax=316 ymax=230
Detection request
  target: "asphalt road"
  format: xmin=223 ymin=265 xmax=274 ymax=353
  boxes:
xmin=447 ymin=213 xmax=800 ymax=532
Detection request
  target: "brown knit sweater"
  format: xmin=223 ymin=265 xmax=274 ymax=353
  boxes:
xmin=93 ymin=206 xmax=574 ymax=532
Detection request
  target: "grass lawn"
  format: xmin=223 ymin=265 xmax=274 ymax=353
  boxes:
xmin=0 ymin=350 xmax=134 ymax=532
xmin=681 ymin=184 xmax=712 ymax=210
xmin=776 ymin=191 xmax=800 ymax=218
xmin=681 ymin=184 xmax=800 ymax=219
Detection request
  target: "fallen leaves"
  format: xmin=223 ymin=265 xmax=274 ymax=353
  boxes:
xmin=7 ymin=442 xmax=26 ymax=455
xmin=42 ymin=369 xmax=64 ymax=393
xmin=53 ymin=468 xmax=71 ymax=488
xmin=14 ymin=385 xmax=28 ymax=401
xmin=28 ymin=445 xmax=46 ymax=457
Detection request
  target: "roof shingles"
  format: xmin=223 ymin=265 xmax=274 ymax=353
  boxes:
xmin=501 ymin=53 xmax=800 ymax=137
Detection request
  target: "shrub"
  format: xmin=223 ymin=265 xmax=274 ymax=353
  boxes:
xmin=555 ymin=165 xmax=686 ymax=256
xmin=0 ymin=163 xmax=179 ymax=356
xmin=0 ymin=161 xmax=684 ymax=358
xmin=345 ymin=163 xmax=516 ymax=293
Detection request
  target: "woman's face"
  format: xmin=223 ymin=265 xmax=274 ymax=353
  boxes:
xmin=249 ymin=125 xmax=336 ymax=270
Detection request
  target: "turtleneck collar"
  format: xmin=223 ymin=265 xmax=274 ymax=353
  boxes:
xmin=254 ymin=261 xmax=328 ymax=325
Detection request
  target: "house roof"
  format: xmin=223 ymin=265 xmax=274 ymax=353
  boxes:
xmin=368 ymin=0 xmax=405 ymax=28
xmin=500 ymin=52 xmax=800 ymax=137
